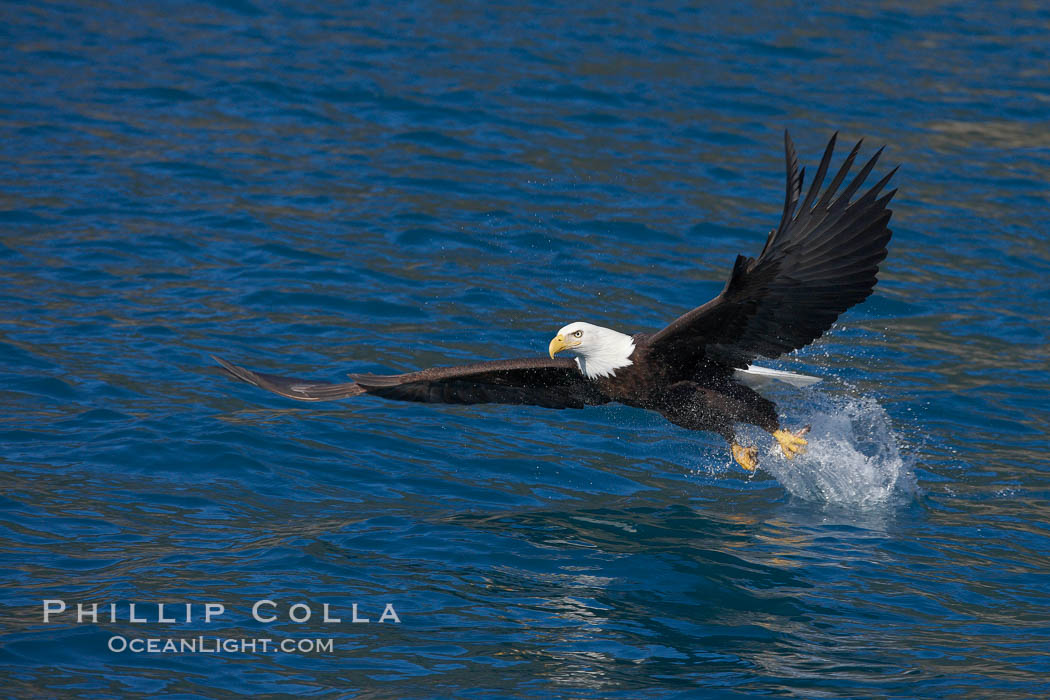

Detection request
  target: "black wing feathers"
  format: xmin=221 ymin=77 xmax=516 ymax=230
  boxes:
xmin=214 ymin=355 xmax=606 ymax=409
xmin=350 ymin=357 xmax=606 ymax=408
xmin=772 ymin=129 xmax=804 ymax=251
xmin=213 ymin=355 xmax=365 ymax=401
xmin=649 ymin=131 xmax=896 ymax=369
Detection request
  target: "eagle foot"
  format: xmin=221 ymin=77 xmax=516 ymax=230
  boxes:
xmin=732 ymin=443 xmax=759 ymax=472
xmin=773 ymin=426 xmax=810 ymax=459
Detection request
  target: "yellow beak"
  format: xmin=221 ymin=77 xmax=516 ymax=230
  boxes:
xmin=549 ymin=334 xmax=572 ymax=358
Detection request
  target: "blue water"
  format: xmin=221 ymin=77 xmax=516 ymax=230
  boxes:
xmin=3 ymin=1 xmax=1049 ymax=697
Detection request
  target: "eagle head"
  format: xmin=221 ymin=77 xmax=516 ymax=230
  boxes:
xmin=549 ymin=322 xmax=635 ymax=379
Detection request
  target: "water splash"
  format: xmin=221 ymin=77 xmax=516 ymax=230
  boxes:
xmin=750 ymin=389 xmax=916 ymax=507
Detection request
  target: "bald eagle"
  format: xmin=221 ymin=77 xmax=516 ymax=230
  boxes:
xmin=215 ymin=132 xmax=895 ymax=471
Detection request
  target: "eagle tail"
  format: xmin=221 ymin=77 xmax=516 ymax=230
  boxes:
xmin=733 ymin=365 xmax=822 ymax=389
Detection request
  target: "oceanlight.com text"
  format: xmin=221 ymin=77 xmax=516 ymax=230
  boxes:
xmin=108 ymin=635 xmax=335 ymax=654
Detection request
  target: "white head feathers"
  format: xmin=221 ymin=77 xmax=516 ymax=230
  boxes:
xmin=552 ymin=322 xmax=635 ymax=379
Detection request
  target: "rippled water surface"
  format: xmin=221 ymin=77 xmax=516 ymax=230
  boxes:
xmin=3 ymin=1 xmax=1049 ymax=697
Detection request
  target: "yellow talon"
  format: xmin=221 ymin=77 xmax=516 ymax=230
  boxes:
xmin=773 ymin=426 xmax=810 ymax=459
xmin=732 ymin=443 xmax=759 ymax=472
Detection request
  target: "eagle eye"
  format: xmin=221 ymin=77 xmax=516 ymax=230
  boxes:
xmin=573 ymin=330 xmax=583 ymax=338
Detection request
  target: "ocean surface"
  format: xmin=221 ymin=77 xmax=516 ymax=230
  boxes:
xmin=2 ymin=1 xmax=1049 ymax=697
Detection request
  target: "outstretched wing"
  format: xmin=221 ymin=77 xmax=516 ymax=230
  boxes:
xmin=214 ymin=355 xmax=608 ymax=409
xmin=648 ymin=131 xmax=896 ymax=370
xmin=214 ymin=355 xmax=366 ymax=401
